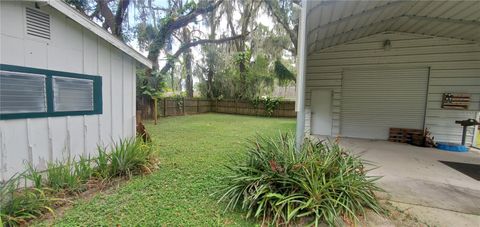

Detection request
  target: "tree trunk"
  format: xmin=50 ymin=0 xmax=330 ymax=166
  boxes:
xmin=182 ymin=28 xmax=194 ymax=98
xmin=207 ymin=67 xmax=214 ymax=99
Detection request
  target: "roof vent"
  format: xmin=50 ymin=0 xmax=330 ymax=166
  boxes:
xmin=26 ymin=7 xmax=50 ymax=40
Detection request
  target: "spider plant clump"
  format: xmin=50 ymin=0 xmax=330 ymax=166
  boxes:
xmin=98 ymin=138 xmax=157 ymax=178
xmin=218 ymin=133 xmax=384 ymax=226
xmin=0 ymin=175 xmax=54 ymax=227
xmin=110 ymin=139 xmax=153 ymax=176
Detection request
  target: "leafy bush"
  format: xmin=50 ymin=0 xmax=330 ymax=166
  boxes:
xmin=218 ymin=133 xmax=383 ymax=226
xmin=0 ymin=175 xmax=54 ymax=226
xmin=262 ymin=96 xmax=280 ymax=117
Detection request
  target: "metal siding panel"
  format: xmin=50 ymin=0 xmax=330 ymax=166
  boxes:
xmin=341 ymin=68 xmax=429 ymax=139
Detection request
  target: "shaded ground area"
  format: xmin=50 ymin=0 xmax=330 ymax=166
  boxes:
xmin=440 ymin=161 xmax=480 ymax=181
xmin=338 ymin=138 xmax=480 ymax=216
xmin=38 ymin=114 xmax=295 ymax=226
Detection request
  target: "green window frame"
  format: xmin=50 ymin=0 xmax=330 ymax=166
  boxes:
xmin=0 ymin=64 xmax=102 ymax=120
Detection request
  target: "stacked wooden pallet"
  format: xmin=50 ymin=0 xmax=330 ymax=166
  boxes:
xmin=388 ymin=128 xmax=424 ymax=144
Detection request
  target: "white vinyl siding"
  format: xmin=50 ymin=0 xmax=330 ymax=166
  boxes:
xmin=305 ymin=32 xmax=480 ymax=145
xmin=341 ymin=68 xmax=428 ymax=139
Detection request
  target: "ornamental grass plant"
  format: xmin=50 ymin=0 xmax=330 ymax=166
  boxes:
xmin=218 ymin=133 xmax=384 ymax=226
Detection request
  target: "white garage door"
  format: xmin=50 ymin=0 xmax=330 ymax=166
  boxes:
xmin=341 ymin=68 xmax=429 ymax=139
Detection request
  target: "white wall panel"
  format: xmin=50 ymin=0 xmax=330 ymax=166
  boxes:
xmin=0 ymin=1 xmax=138 ymax=180
xmin=305 ymin=32 xmax=480 ymax=145
xmin=84 ymin=115 xmax=99 ymax=156
xmin=98 ymin=40 xmax=112 ymax=145
xmin=28 ymin=119 xmax=49 ymax=170
xmin=1 ymin=35 xmax=24 ymax=65
xmin=122 ymin=56 xmax=134 ymax=137
xmin=0 ymin=120 xmax=28 ymax=180
xmin=0 ymin=2 xmax=24 ymax=38
xmin=110 ymin=50 xmax=124 ymax=140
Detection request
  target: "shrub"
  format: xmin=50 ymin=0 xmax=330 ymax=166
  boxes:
xmin=0 ymin=175 xmax=54 ymax=226
xmin=218 ymin=133 xmax=384 ymax=226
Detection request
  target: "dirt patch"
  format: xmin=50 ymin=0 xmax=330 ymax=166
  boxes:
xmin=28 ymin=177 xmax=130 ymax=226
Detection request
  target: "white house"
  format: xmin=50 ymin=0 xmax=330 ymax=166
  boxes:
xmin=0 ymin=1 xmax=152 ymax=181
xmin=295 ymin=0 xmax=480 ymax=148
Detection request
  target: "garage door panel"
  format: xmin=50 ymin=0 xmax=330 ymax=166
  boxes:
xmin=341 ymin=68 xmax=429 ymax=139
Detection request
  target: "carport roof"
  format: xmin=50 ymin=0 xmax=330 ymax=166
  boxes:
xmin=306 ymin=0 xmax=480 ymax=54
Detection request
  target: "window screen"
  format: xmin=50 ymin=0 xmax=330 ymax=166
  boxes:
xmin=53 ymin=76 xmax=94 ymax=112
xmin=0 ymin=71 xmax=47 ymax=114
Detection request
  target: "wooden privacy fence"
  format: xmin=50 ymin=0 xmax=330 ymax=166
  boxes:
xmin=140 ymin=98 xmax=296 ymax=118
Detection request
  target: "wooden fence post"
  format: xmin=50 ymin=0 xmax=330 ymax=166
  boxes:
xmin=197 ymin=99 xmax=200 ymax=113
xmin=235 ymin=99 xmax=238 ymax=114
xmin=163 ymin=98 xmax=167 ymax=117
xmin=154 ymin=98 xmax=158 ymax=125
xmin=183 ymin=97 xmax=186 ymax=115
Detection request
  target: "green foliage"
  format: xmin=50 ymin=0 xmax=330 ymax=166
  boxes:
xmin=137 ymin=70 xmax=167 ymax=100
xmin=274 ymin=60 xmax=296 ymax=86
xmin=250 ymin=96 xmax=281 ymax=116
xmin=25 ymin=164 xmax=43 ymax=189
xmin=218 ymin=133 xmax=384 ymax=226
xmin=262 ymin=96 xmax=281 ymax=117
xmin=1 ymin=137 xmax=157 ymax=226
xmin=40 ymin=114 xmax=295 ymax=226
xmin=94 ymin=146 xmax=110 ymax=179
xmin=0 ymin=175 xmax=54 ymax=227
xmin=45 ymin=158 xmax=82 ymax=192
xmin=250 ymin=96 xmax=261 ymax=109
xmin=108 ymin=139 xmax=155 ymax=177
xmin=171 ymin=93 xmax=186 ymax=111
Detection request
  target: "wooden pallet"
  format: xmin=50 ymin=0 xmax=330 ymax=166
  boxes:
xmin=388 ymin=128 xmax=424 ymax=143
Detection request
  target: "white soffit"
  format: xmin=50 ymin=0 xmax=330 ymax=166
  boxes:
xmin=307 ymin=0 xmax=480 ymax=53
xmin=44 ymin=0 xmax=152 ymax=68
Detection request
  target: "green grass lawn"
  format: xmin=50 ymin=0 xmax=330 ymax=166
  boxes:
xmin=41 ymin=114 xmax=295 ymax=226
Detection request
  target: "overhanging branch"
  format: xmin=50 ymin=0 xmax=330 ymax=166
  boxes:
xmin=159 ymin=34 xmax=247 ymax=74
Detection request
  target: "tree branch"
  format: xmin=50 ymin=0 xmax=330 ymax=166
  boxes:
xmin=148 ymin=0 xmax=224 ymax=71
xmin=159 ymin=33 xmax=246 ymax=74
xmin=264 ymin=0 xmax=298 ymax=54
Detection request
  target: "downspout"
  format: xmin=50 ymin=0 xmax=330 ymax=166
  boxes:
xmin=295 ymin=0 xmax=308 ymax=150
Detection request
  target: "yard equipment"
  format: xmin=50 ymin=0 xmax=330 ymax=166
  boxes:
xmin=455 ymin=119 xmax=480 ymax=145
